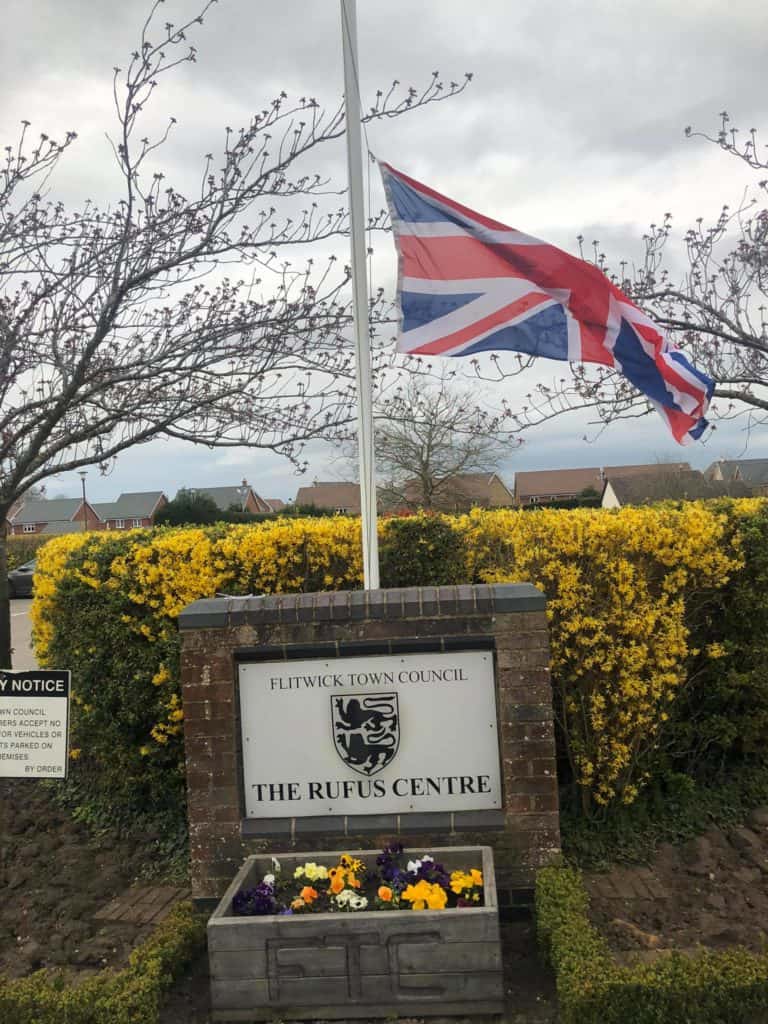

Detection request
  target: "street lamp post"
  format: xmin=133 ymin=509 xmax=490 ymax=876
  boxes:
xmin=78 ymin=471 xmax=88 ymax=532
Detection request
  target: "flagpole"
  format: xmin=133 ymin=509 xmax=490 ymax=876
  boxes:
xmin=340 ymin=0 xmax=380 ymax=590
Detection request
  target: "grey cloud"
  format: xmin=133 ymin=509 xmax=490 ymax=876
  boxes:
xmin=3 ymin=0 xmax=766 ymax=489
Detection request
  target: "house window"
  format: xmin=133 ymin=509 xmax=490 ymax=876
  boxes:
xmin=132 ymin=518 xmax=142 ymax=528
xmin=23 ymin=523 xmax=36 ymax=534
xmin=115 ymin=519 xmax=125 ymax=529
xmin=334 ymin=507 xmax=350 ymax=514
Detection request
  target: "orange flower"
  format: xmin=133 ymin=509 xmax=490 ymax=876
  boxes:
xmin=300 ymin=886 xmax=318 ymax=903
xmin=291 ymin=898 xmax=305 ymax=910
xmin=378 ymin=886 xmax=393 ymax=902
xmin=330 ymin=873 xmax=345 ymax=895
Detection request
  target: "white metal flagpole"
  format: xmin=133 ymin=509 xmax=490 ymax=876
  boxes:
xmin=340 ymin=0 xmax=380 ymax=590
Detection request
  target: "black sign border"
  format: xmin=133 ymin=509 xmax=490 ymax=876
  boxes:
xmin=0 ymin=670 xmax=71 ymax=781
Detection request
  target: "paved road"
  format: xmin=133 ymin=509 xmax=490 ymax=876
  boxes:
xmin=10 ymin=598 xmax=36 ymax=671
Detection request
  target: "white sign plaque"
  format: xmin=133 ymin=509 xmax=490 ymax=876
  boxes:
xmin=239 ymin=649 xmax=501 ymax=817
xmin=0 ymin=670 xmax=70 ymax=779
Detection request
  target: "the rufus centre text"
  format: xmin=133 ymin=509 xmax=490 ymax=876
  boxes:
xmin=252 ymin=774 xmax=492 ymax=803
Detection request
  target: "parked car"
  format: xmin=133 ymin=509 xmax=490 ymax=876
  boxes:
xmin=8 ymin=559 xmax=35 ymax=598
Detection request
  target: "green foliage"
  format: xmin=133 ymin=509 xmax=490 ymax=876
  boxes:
xmin=290 ymin=502 xmax=343 ymax=518
xmin=244 ymin=503 xmax=339 ymax=521
xmin=47 ymin=774 xmax=190 ymax=882
xmin=670 ymin=501 xmax=768 ymax=777
xmin=0 ymin=902 xmax=205 ymax=1024
xmin=562 ymin=764 xmax=768 ymax=870
xmin=537 ymin=866 xmax=768 ymax=1024
xmin=6 ymin=534 xmax=49 ymax=569
xmin=154 ymin=487 xmax=222 ymax=525
xmin=379 ymin=513 xmax=467 ymax=587
xmin=519 ymin=489 xmax=602 ymax=510
xmin=154 ymin=491 xmax=337 ymax=526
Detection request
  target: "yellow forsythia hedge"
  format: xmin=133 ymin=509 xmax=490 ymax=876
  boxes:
xmin=461 ymin=503 xmax=748 ymax=807
xmin=31 ymin=503 xmax=761 ymax=819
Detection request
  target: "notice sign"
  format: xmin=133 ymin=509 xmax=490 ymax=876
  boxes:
xmin=0 ymin=670 xmax=70 ymax=779
xmin=239 ymin=649 xmax=501 ymax=817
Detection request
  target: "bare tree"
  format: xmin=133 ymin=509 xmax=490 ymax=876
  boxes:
xmin=475 ymin=113 xmax=767 ymax=439
xmin=632 ymin=114 xmax=767 ymax=423
xmin=0 ymin=1 xmax=471 ymax=665
xmin=370 ymin=372 xmax=518 ymax=511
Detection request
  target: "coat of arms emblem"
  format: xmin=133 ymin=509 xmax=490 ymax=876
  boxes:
xmin=331 ymin=693 xmax=400 ymax=776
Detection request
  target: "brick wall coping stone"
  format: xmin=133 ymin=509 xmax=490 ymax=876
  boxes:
xmin=178 ymin=582 xmax=545 ymax=630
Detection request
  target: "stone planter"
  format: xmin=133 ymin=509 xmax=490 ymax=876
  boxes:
xmin=207 ymin=846 xmax=503 ymax=1021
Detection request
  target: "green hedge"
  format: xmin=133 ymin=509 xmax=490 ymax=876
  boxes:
xmin=670 ymin=501 xmax=768 ymax=778
xmin=537 ymin=866 xmax=768 ymax=1023
xmin=0 ymin=902 xmax=205 ymax=1024
xmin=378 ymin=512 xmax=468 ymax=586
xmin=6 ymin=534 xmax=50 ymax=570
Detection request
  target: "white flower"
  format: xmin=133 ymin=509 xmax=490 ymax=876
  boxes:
xmin=335 ymin=888 xmax=368 ymax=911
xmin=271 ymin=857 xmax=281 ymax=874
xmin=335 ymin=889 xmax=354 ymax=907
xmin=421 ymin=855 xmax=434 ymax=864
xmin=407 ymin=859 xmax=422 ymax=873
xmin=262 ymin=873 xmax=275 ymax=886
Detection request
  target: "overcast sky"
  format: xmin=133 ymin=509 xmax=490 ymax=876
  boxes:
xmin=3 ymin=0 xmax=765 ymax=502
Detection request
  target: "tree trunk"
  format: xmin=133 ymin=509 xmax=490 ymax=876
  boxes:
xmin=0 ymin=530 xmax=10 ymax=669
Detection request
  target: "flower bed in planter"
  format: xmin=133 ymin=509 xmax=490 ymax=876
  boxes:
xmin=207 ymin=845 xmax=503 ymax=1021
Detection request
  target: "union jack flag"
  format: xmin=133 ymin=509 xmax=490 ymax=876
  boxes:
xmin=379 ymin=162 xmax=713 ymax=444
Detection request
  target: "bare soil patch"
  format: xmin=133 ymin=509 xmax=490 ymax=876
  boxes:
xmin=586 ymin=807 xmax=768 ymax=955
xmin=0 ymin=779 xmax=163 ymax=976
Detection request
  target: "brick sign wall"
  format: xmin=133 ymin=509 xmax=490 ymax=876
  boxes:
xmin=178 ymin=583 xmax=560 ymax=909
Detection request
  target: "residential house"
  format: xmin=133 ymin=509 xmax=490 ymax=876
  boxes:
xmin=513 ymin=467 xmax=603 ymax=506
xmin=513 ymin=463 xmax=693 ymax=506
xmin=264 ymin=498 xmax=287 ymax=513
xmin=295 ymin=482 xmax=362 ymax=514
xmin=187 ymin=480 xmax=271 ymax=515
xmin=92 ymin=491 xmax=167 ymax=530
xmin=4 ymin=497 xmax=24 ymax=535
xmin=9 ymin=491 xmax=168 ymax=535
xmin=603 ymin=462 xmax=691 ymax=480
xmin=8 ymin=497 xmax=102 ymax=536
xmin=705 ymin=458 xmax=768 ymax=496
xmin=400 ymin=472 xmax=514 ymax=511
xmin=602 ymin=469 xmax=750 ymax=508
